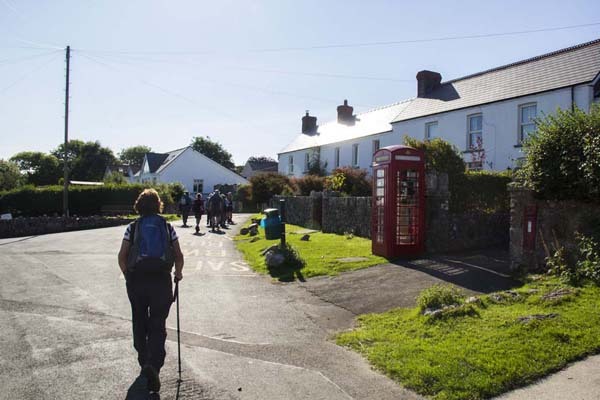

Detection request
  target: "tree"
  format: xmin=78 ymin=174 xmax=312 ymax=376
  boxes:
xmin=52 ymin=140 xmax=117 ymax=182
xmin=118 ymin=145 xmax=151 ymax=168
xmin=9 ymin=151 xmax=61 ymax=186
xmin=248 ymin=156 xmax=276 ymax=163
xmin=0 ymin=159 xmax=24 ymax=191
xmin=191 ymin=136 xmax=235 ymax=170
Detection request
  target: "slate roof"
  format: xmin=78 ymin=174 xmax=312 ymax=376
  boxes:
xmin=144 ymin=147 xmax=188 ymax=173
xmin=279 ymin=100 xmax=412 ymax=154
xmin=392 ymin=38 xmax=600 ymax=123
xmin=106 ymin=164 xmax=135 ymax=177
xmin=145 ymin=152 xmax=169 ymax=173
xmin=247 ymin=160 xmax=278 ymax=172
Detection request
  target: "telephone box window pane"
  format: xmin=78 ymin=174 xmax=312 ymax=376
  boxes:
xmin=396 ymin=169 xmax=420 ymax=245
xmin=375 ymin=168 xmax=385 ymax=244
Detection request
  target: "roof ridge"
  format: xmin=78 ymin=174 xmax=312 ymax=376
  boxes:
xmin=444 ymin=37 xmax=600 ymax=84
xmin=354 ymin=98 xmax=415 ymax=116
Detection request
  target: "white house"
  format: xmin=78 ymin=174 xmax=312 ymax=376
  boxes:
xmin=103 ymin=164 xmax=138 ymax=183
xmin=137 ymin=146 xmax=248 ymax=194
xmin=279 ymin=38 xmax=600 ymax=175
xmin=240 ymin=158 xmax=279 ymax=179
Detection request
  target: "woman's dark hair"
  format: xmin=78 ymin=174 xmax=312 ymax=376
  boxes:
xmin=134 ymin=188 xmax=164 ymax=216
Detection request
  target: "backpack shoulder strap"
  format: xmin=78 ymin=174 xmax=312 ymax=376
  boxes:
xmin=130 ymin=219 xmax=138 ymax=243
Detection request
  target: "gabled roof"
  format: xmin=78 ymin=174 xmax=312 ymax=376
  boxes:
xmin=247 ymin=160 xmax=278 ymax=171
xmin=155 ymin=147 xmax=188 ymax=174
xmin=392 ymin=38 xmax=600 ymax=123
xmin=279 ymin=100 xmax=412 ymax=154
xmin=145 ymin=152 xmax=169 ymax=173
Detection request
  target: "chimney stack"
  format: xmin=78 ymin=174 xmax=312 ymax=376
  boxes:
xmin=337 ymin=99 xmax=355 ymax=125
xmin=302 ymin=111 xmax=318 ymax=135
xmin=416 ymin=70 xmax=442 ymax=98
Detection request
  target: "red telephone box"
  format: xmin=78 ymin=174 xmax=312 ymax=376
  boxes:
xmin=372 ymin=145 xmax=426 ymax=257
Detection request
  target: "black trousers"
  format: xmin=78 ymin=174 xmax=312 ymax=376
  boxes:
xmin=126 ymin=272 xmax=173 ymax=372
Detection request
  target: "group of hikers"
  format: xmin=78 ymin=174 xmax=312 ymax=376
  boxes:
xmin=177 ymin=189 xmax=234 ymax=233
xmin=118 ymin=186 xmax=237 ymax=398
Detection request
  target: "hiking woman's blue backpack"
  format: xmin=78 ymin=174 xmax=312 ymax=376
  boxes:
xmin=126 ymin=215 xmax=176 ymax=273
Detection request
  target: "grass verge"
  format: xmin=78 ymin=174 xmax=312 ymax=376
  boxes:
xmin=336 ymin=276 xmax=600 ymax=400
xmin=234 ymin=216 xmax=387 ymax=280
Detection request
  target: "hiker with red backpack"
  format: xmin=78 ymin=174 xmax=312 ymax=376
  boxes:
xmin=118 ymin=188 xmax=184 ymax=397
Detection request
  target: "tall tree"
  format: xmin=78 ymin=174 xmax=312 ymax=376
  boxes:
xmin=0 ymin=159 xmax=24 ymax=191
xmin=118 ymin=145 xmax=151 ymax=169
xmin=191 ymin=136 xmax=235 ymax=170
xmin=10 ymin=151 xmax=61 ymax=186
xmin=52 ymin=140 xmax=117 ymax=181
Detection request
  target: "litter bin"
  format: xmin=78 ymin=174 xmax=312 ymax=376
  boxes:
xmin=262 ymin=208 xmax=283 ymax=240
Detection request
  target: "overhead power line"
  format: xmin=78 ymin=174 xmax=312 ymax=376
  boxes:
xmin=0 ymin=52 xmax=62 ymax=95
xmin=74 ymin=21 xmax=600 ymax=55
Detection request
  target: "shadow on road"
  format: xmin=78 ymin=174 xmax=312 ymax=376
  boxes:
xmin=393 ymin=248 xmax=520 ymax=293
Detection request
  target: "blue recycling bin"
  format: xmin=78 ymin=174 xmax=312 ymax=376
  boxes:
xmin=262 ymin=208 xmax=283 ymax=240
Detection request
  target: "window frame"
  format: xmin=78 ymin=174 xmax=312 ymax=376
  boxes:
xmin=304 ymin=152 xmax=310 ymax=172
xmin=288 ymin=155 xmax=294 ymax=174
xmin=518 ymin=102 xmax=537 ymax=144
xmin=467 ymin=113 xmax=483 ymax=149
xmin=352 ymin=143 xmax=359 ymax=167
xmin=334 ymin=147 xmax=340 ymax=168
xmin=193 ymin=179 xmax=204 ymax=194
xmin=425 ymin=121 xmax=438 ymax=140
xmin=372 ymin=139 xmax=380 ymax=156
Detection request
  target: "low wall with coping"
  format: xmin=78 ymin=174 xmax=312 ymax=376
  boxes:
xmin=274 ymin=173 xmax=509 ymax=254
xmin=0 ymin=216 xmax=133 ymax=238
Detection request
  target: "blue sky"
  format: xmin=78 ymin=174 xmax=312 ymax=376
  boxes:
xmin=1 ymin=0 xmax=599 ymax=165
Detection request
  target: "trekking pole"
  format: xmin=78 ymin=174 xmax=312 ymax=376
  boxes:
xmin=173 ymin=278 xmax=182 ymax=383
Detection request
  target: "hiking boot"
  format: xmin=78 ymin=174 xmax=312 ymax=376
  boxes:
xmin=142 ymin=365 xmax=160 ymax=393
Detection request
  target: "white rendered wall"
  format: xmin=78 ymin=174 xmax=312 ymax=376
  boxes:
xmin=156 ymin=148 xmax=248 ymax=194
xmin=279 ymin=85 xmax=593 ymax=174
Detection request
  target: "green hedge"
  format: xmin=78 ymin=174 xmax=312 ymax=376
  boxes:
xmin=450 ymin=171 xmax=512 ymax=213
xmin=0 ymin=183 xmax=182 ymax=217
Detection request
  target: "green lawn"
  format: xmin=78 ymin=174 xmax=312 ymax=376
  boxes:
xmin=234 ymin=218 xmax=387 ymax=279
xmin=336 ymin=276 xmax=600 ymax=400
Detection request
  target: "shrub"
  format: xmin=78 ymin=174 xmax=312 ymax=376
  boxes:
xmin=326 ymin=167 xmax=371 ymax=196
xmin=451 ymin=170 xmax=512 ymax=213
xmin=292 ymin=175 xmax=326 ymax=195
xmin=547 ymin=233 xmax=600 ymax=286
xmin=417 ymin=284 xmax=464 ymax=311
xmin=403 ymin=136 xmax=465 ymax=178
xmin=517 ymin=104 xmax=600 ymax=201
xmin=249 ymin=172 xmax=291 ymax=204
xmin=0 ymin=182 xmax=181 ymax=216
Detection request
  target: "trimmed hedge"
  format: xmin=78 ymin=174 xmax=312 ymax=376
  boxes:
xmin=450 ymin=171 xmax=512 ymax=213
xmin=0 ymin=183 xmax=181 ymax=217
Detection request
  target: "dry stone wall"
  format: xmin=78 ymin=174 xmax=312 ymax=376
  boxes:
xmin=509 ymin=185 xmax=600 ymax=270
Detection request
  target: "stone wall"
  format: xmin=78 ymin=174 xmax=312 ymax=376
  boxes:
xmin=0 ymin=216 xmax=133 ymax=239
xmin=322 ymin=195 xmax=371 ymax=237
xmin=273 ymin=173 xmax=509 ymax=254
xmin=509 ymin=185 xmax=600 ymax=270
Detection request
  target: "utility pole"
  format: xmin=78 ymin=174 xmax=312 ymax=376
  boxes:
xmin=63 ymin=45 xmax=70 ymax=217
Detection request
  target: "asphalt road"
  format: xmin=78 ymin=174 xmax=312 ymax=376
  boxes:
xmin=0 ymin=214 xmax=421 ymax=400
